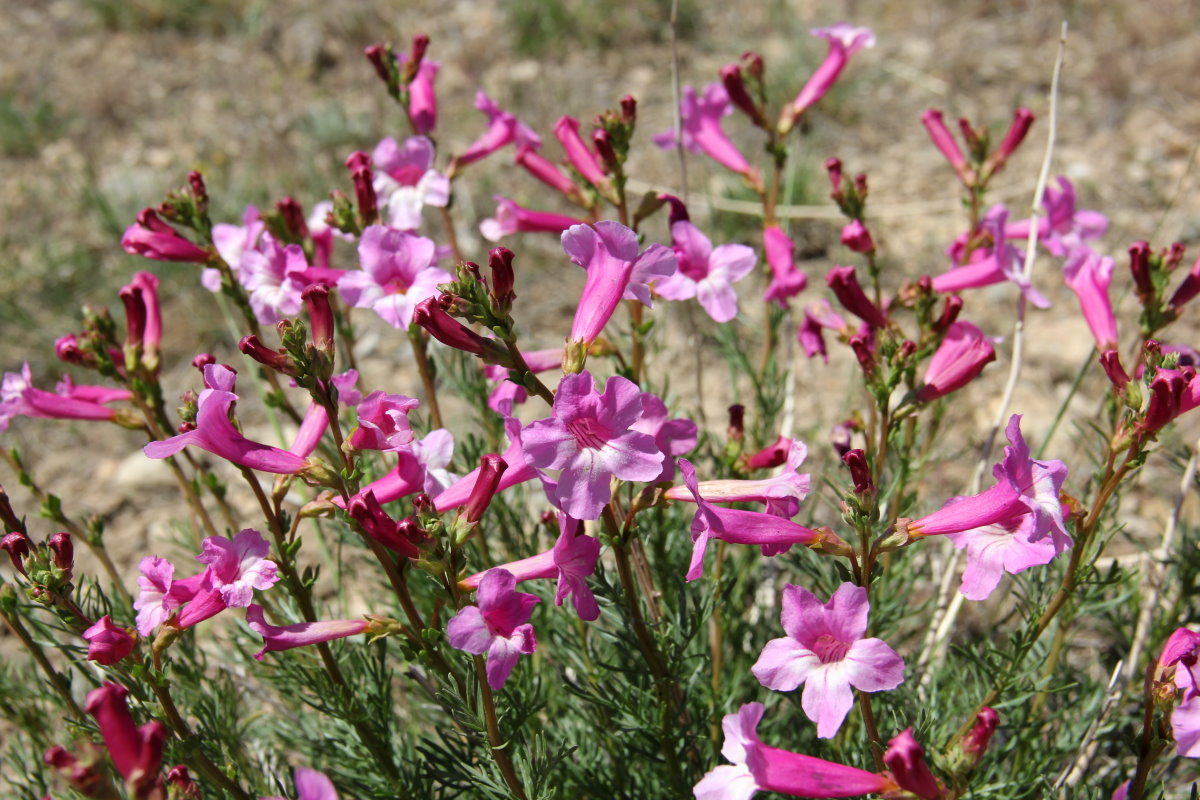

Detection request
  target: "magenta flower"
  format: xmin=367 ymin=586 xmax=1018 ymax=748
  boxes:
xmin=694 ymin=702 xmax=894 ymax=800
xmin=454 ymin=91 xmax=542 ymax=171
xmin=133 ymin=556 xmax=203 ymax=636
xmin=563 ymin=222 xmax=676 ymax=348
xmin=797 ymin=300 xmax=849 ymax=363
xmin=1006 ymin=176 xmax=1107 ymax=257
xmin=144 ymin=367 xmax=311 ymax=474
xmin=195 ymin=529 xmax=279 ymax=608
xmin=371 ymin=136 xmax=450 ymax=231
xmin=237 ymin=233 xmax=308 ymax=324
xmin=933 ymin=206 xmax=1051 ymax=309
xmin=515 ymin=144 xmax=586 ymax=205
xmin=446 ymin=568 xmax=539 ymax=690
xmin=825 ymin=266 xmax=888 ymax=328
xmin=654 ymin=83 xmax=756 ymax=178
xmin=762 ymin=225 xmax=808 ymax=307
xmin=922 ymin=109 xmax=970 ymax=182
xmin=1159 ymin=627 xmax=1200 ymax=757
xmin=1140 ymin=367 xmax=1200 ymax=434
xmin=406 ymin=56 xmax=439 ymax=135
xmin=338 ymin=225 xmax=450 ymax=329
xmin=0 ymin=362 xmax=130 ymax=432
xmin=521 ymin=371 xmax=663 ymax=520
xmin=82 ymin=616 xmax=136 ymax=666
xmin=665 ymin=440 xmax=809 ymax=518
xmin=915 ymin=321 xmax=997 ymax=402
xmin=655 ymin=221 xmax=756 ymax=322
xmin=84 ymin=682 xmax=168 ymax=792
xmin=462 ymin=513 xmax=602 ymax=621
xmin=781 ymin=24 xmax=876 ymax=133
xmin=435 ymin=418 xmax=540 ymax=512
xmin=751 ymin=582 xmax=905 ymax=738
xmin=883 ymin=729 xmax=942 ymax=800
xmin=121 ymin=208 xmax=209 ymax=263
xmin=1063 ymin=246 xmax=1118 ymax=351
xmin=678 ymin=459 xmax=826 ymax=580
xmin=631 ymin=392 xmax=698 ymax=483
xmin=480 ymin=196 xmax=585 ymax=242
xmin=553 ymin=116 xmax=608 ymax=188
xmin=212 ymin=204 xmax=264 ymax=271
xmin=244 ymin=604 xmax=367 ymax=661
xmin=947 ymin=512 xmax=1064 ymax=601
xmin=262 ymin=766 xmax=342 ymax=800
xmin=840 ymin=219 xmax=875 ymax=254
xmin=347 ymin=390 xmax=420 ymax=452
xmin=339 ymin=428 xmax=457 ymax=510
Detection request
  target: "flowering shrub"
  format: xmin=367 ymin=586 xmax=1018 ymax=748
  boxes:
xmin=3 ymin=18 xmax=1200 ymax=800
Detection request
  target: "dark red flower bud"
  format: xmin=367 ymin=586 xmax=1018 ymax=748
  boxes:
xmin=187 ymin=170 xmax=208 ymax=213
xmin=191 ymin=353 xmax=216 ymax=372
xmin=1099 ymin=350 xmax=1129 ymax=392
xmin=741 ymin=50 xmax=764 ymax=80
xmin=853 ymin=172 xmax=868 ymax=198
xmin=488 ymin=247 xmax=516 ymax=307
xmin=396 ymin=516 xmax=431 ymax=550
xmin=118 ymin=284 xmax=148 ymax=349
xmin=364 ymin=43 xmax=393 ymax=84
xmin=276 ymin=196 xmax=309 ymax=239
xmin=1169 ymin=255 xmax=1200 ymax=311
xmin=720 ymin=64 xmax=763 ymax=126
xmin=825 ymin=157 xmax=844 ymax=194
xmin=620 ymin=94 xmax=637 ymax=125
xmin=167 ymin=765 xmax=202 ymax=798
xmin=884 ymin=729 xmax=941 ymax=800
xmin=54 ymin=334 xmax=91 ymax=367
xmin=1 ymin=531 xmax=30 ymax=573
xmin=48 ymin=532 xmax=73 ymax=571
xmin=0 ymin=486 xmax=22 ymax=535
xmin=413 ymin=297 xmax=505 ymax=360
xmin=302 ymin=285 xmax=335 ymax=354
xmin=344 ymin=151 xmax=378 ymax=226
xmin=989 ymin=108 xmax=1035 ymax=174
xmin=1129 ymin=240 xmax=1154 ymax=302
xmin=657 ymin=193 xmax=690 ymax=225
xmin=849 ymin=332 xmax=875 ymax=375
xmin=727 ymin=404 xmax=745 ymax=444
xmin=1166 ymin=242 xmax=1186 ymax=273
xmin=961 ymin=707 xmax=999 ymax=765
xmin=347 ymin=491 xmax=420 ymax=559
xmin=933 ymin=295 xmax=964 ymax=335
xmin=897 ymin=339 xmax=918 ymax=361
xmin=826 ymin=266 xmax=888 ymax=328
xmin=239 ymin=336 xmax=297 ymax=376
xmin=843 ymin=449 xmax=873 ymax=495
xmin=463 ymin=455 xmax=508 ymax=524
xmin=591 ymin=129 xmax=619 ymax=171
xmin=408 ymin=34 xmax=430 ymax=72
xmin=958 ymin=117 xmax=982 ymax=152
xmin=412 ymin=493 xmax=434 ymax=515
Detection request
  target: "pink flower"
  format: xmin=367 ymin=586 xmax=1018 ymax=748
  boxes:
xmin=882 ymin=729 xmax=941 ymax=800
xmin=462 ymin=513 xmax=602 ymax=621
xmin=947 ymin=512 xmax=1064 ymax=601
xmin=915 ymin=321 xmax=997 ymax=402
xmin=1005 ymin=177 xmax=1107 ymax=258
xmin=446 ymin=568 xmax=539 ymax=690
xmin=371 ymin=136 xmax=450 ymax=231
xmin=654 ymin=83 xmax=756 ymax=178
xmin=144 ymin=366 xmax=311 ymax=474
xmin=752 ymin=582 xmax=905 ymax=738
xmin=922 ymin=109 xmax=970 ymax=182
xmin=133 ymin=556 xmax=203 ymax=636
xmin=553 ymin=116 xmax=608 ymax=188
xmin=0 ymin=362 xmax=128 ymax=432
xmin=338 ymin=225 xmax=451 ymax=329
xmin=339 ymin=428 xmax=458 ymax=510
xmin=406 ymin=57 xmax=439 ymax=135
xmin=1140 ymin=367 xmax=1200 ymax=434
xmin=563 ymin=222 xmax=676 ymax=348
xmin=780 ymin=24 xmax=876 ymax=133
xmin=212 ymin=204 xmax=264 ymax=271
xmin=933 ymin=206 xmax=1051 ymax=309
xmin=1063 ymin=246 xmax=1118 ymax=351
xmin=825 ymin=266 xmax=887 ymax=329
xmin=656 ymin=221 xmax=755 ymax=322
xmin=121 ymin=208 xmax=209 ymax=263
xmin=797 ymin=301 xmax=849 ymax=363
xmin=85 ymin=682 xmax=168 ymax=792
xmin=694 ymin=702 xmax=894 ymax=800
xmin=762 ymin=226 xmax=808 ymax=307
xmin=195 ymin=529 xmax=279 ymax=609
xmin=1158 ymin=627 xmax=1200 ymax=757
xmin=238 ymin=233 xmax=308 ymax=324
xmin=480 ymin=196 xmax=585 ymax=242
xmin=244 ymin=605 xmax=367 ymax=661
xmin=521 ymin=371 xmax=663 ymax=520
xmin=515 ymin=144 xmax=586 ymax=205
xmin=665 ymin=440 xmax=809 ymax=518
xmin=630 ymin=392 xmax=698 ymax=483
xmin=435 ymin=418 xmax=540 ymax=513
xmin=454 ymin=91 xmax=542 ymax=171
xmin=347 ymin=390 xmax=420 ymax=452
xmin=678 ymin=459 xmax=826 ymax=580
xmin=82 ymin=616 xmax=136 ymax=666
xmin=840 ymin=219 xmax=874 ymax=254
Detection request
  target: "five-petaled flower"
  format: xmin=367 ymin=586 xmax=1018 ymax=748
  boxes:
xmin=446 ymin=568 xmax=539 ymax=690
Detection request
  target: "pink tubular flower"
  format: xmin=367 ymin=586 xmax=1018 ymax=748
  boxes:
xmin=121 ymin=271 xmax=162 ymax=371
xmin=762 ymin=225 xmax=808 ymax=307
xmin=195 ymin=529 xmax=279 ymax=609
xmin=521 ymin=371 xmax=663 ymax=520
xmin=666 ymin=440 xmax=809 ymax=518
xmin=1063 ymin=246 xmax=1118 ymax=351
xmin=446 ymin=568 xmax=539 ymax=690
xmin=1 ymin=362 xmax=129 ymax=432
xmin=121 ymin=208 xmax=209 ymax=263
xmin=751 ymin=582 xmax=905 ymax=738
xmin=237 ymin=233 xmax=308 ymax=324
xmin=797 ymin=301 xmax=849 ymax=363
xmin=694 ymin=702 xmax=895 ymax=800
xmin=883 ymin=729 xmax=941 ymax=800
xmin=244 ymin=604 xmax=367 ymax=661
xmin=406 ymin=58 xmax=439 ymax=135
xmin=212 ymin=204 xmax=264 ymax=269
xmin=338 ymin=225 xmax=450 ymax=329
xmin=339 ymin=428 xmax=457 ymax=510
xmin=654 ymin=83 xmax=756 ymax=178
xmin=655 ymin=220 xmax=756 ymax=322
xmin=947 ymin=512 xmax=1063 ymax=601
xmin=631 ymin=392 xmax=698 ymax=483
xmin=484 ymin=347 xmax=563 ymax=414
xmin=915 ymin=321 xmax=997 ymax=402
xmin=462 ymin=513 xmax=602 ymax=621
xmin=480 ymin=196 xmax=585 ymax=242
xmin=563 ymin=222 xmax=676 ymax=348
xmin=1158 ymin=627 xmax=1200 ymax=757
xmin=825 ymin=266 xmax=887 ymax=328
xmin=435 ymin=418 xmax=540 ymax=513
xmin=347 ymin=391 xmax=420 ymax=452
xmin=454 ymin=91 xmax=542 ymax=171
xmin=515 ymin=144 xmax=587 ymax=205
xmin=780 ymin=24 xmax=876 ymax=133
xmin=143 ymin=367 xmax=311 ymax=474
xmin=922 ymin=109 xmax=970 ymax=182
xmin=1005 ymin=177 xmax=1107 ymax=257
xmin=82 ymin=615 xmax=136 ymax=666
xmin=553 ymin=116 xmax=608 ymax=188
xmin=133 ymin=556 xmax=203 ymax=636
xmin=1140 ymin=367 xmax=1200 ymax=435
xmin=934 ymin=206 xmax=1051 ymax=309
xmin=678 ymin=459 xmax=827 ymax=579
xmin=371 ymin=136 xmax=450 ymax=231
xmin=840 ymin=219 xmax=875 ymax=254
xmin=85 ymin=682 xmax=167 ymax=792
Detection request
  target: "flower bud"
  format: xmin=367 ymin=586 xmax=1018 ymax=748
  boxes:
xmin=413 ymin=297 xmax=510 ymax=363
xmin=727 ymin=404 xmax=745 ymax=444
xmin=191 ymin=353 xmax=216 ymax=372
xmin=1099 ymin=349 xmax=1129 ymax=392
xmin=1169 ymin=254 xmax=1200 ymax=311
xmin=720 ymin=64 xmax=764 ymax=126
xmin=302 ymin=285 xmax=335 ymax=357
xmin=1129 ymin=240 xmax=1154 ymax=303
xmin=840 ymin=219 xmax=875 ymax=254
xmin=883 ymin=728 xmax=941 ymax=800
xmin=462 ymin=454 xmax=508 ymax=524
xmin=591 ymin=128 xmax=619 ymax=172
xmin=118 ymin=284 xmax=148 ymax=351
xmin=619 ymin=94 xmax=637 ymax=125
xmin=239 ymin=335 xmax=297 ymax=376
xmin=933 ymin=295 xmax=963 ymax=335
xmin=54 ymin=334 xmax=92 ymax=368
xmin=826 ymin=266 xmax=888 ymax=328
xmin=344 ymin=151 xmax=378 ymax=226
xmin=849 ymin=332 xmax=875 ymax=376
xmin=187 ymin=170 xmax=208 ymax=214
xmin=48 ymin=532 xmax=73 ymax=572
xmin=987 ymin=108 xmax=1035 ymax=176
xmin=488 ymin=247 xmax=517 ymax=308
xmin=825 ymin=157 xmax=844 ymax=195
xmin=1 ymin=531 xmax=30 ymax=574
xmin=82 ymin=615 xmax=135 ymax=666
xmin=961 ymin=707 xmax=999 ymax=766
xmin=364 ymin=43 xmax=395 ymax=86
xmin=0 ymin=486 xmax=22 ymax=535
xmin=843 ymin=449 xmax=873 ymax=495
xmin=276 ymin=196 xmax=309 ymax=240
xmin=922 ymin=109 xmax=970 ymax=183
xmin=406 ymin=34 xmax=430 ymax=82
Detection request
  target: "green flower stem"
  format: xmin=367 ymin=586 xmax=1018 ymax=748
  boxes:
xmin=472 ymin=653 xmax=528 ymax=800
xmin=408 ymin=326 xmax=444 ymax=430
xmin=149 ymin=679 xmax=253 ymax=800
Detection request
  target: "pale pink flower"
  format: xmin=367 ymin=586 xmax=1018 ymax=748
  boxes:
xmin=656 ymin=221 xmax=755 ymax=322
xmin=338 ymin=225 xmax=450 ymax=329
xmin=1006 ymin=176 xmax=1108 ymax=258
xmin=665 ymin=440 xmax=808 ymax=518
xmin=480 ymin=196 xmax=585 ymax=242
xmin=762 ymin=225 xmax=807 ymax=307
xmin=196 ymin=529 xmax=279 ymax=609
xmin=654 ymin=83 xmax=755 ymax=177
xmin=1063 ymin=246 xmax=1118 ymax=351
xmin=212 ymin=204 xmax=264 ymax=272
xmin=446 ymin=568 xmax=539 ymax=690
xmin=371 ymin=136 xmax=450 ymax=231
xmin=781 ymin=24 xmax=876 ymax=132
xmin=1159 ymin=627 xmax=1200 ymax=757
xmin=1 ymin=362 xmax=128 ymax=432
xmin=752 ymin=582 xmax=904 ymax=738
xmin=133 ymin=556 xmax=203 ymax=636
xmin=454 ymin=91 xmax=542 ymax=170
xmin=262 ymin=766 xmax=342 ymax=800
xmin=238 ymin=233 xmax=308 ymax=324
xmin=630 ymin=392 xmax=698 ymax=483
xmin=244 ymin=605 xmax=367 ymax=661
xmin=947 ymin=512 xmax=1063 ymax=601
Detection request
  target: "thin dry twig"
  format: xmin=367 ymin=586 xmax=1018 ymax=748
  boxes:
xmin=1055 ymin=659 xmax=1125 ymax=791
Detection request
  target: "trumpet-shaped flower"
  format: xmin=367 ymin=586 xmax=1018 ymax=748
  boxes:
xmin=654 ymin=83 xmax=755 ymax=177
xmin=1159 ymin=627 xmax=1200 ymax=757
xmin=665 ymin=440 xmax=809 ymax=518
xmin=244 ymin=605 xmax=368 ymax=661
xmin=656 ymin=221 xmax=756 ymax=322
xmin=238 ymin=233 xmax=309 ymax=324
xmin=630 ymin=392 xmax=698 ymax=483
xmin=751 ymin=582 xmax=905 ymax=738
xmin=781 ymin=24 xmax=876 ymax=131
xmin=347 ymin=391 xmax=420 ymax=452
xmin=762 ymin=226 xmax=808 ymax=307
xmin=82 ymin=616 xmax=136 ymax=666
xmin=454 ymin=91 xmax=541 ymax=170
xmin=371 ymin=136 xmax=450 ymax=231
xmin=1063 ymin=246 xmax=1118 ymax=351
xmin=521 ymin=372 xmax=663 ymax=520
xmin=133 ymin=556 xmax=203 ymax=636
xmin=933 ymin=206 xmax=1051 ymax=309
xmin=480 ymin=196 xmax=585 ymax=242
xmin=84 ymin=682 xmax=168 ymax=792
xmin=446 ymin=568 xmax=539 ymax=690
xmin=195 ymin=529 xmax=279 ymax=609
xmin=946 ymin=511 xmax=1064 ymax=601
xmin=915 ymin=321 xmax=997 ymax=402
xmin=1006 ymin=176 xmax=1108 ymax=257
xmin=1 ymin=362 xmax=130 ymax=432
xmin=338 ymin=225 xmax=450 ymax=329
xmin=435 ymin=418 xmax=540 ymax=512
